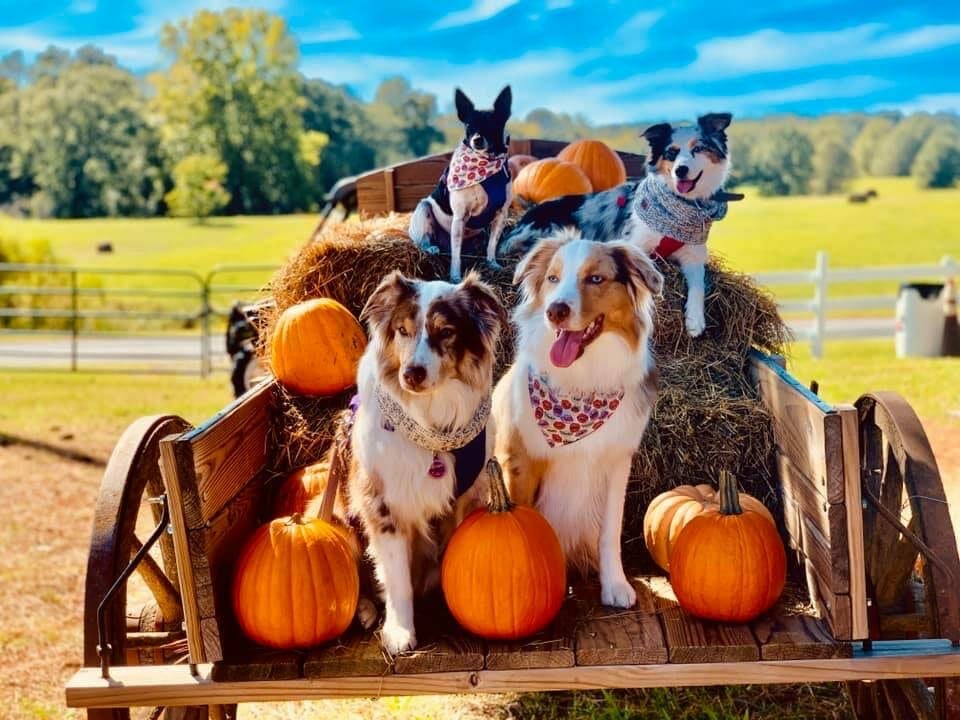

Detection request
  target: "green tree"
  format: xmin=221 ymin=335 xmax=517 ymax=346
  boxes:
xmin=871 ymin=114 xmax=937 ymax=176
xmin=852 ymin=116 xmax=896 ymax=174
xmin=911 ymin=127 xmax=960 ymax=188
xmin=367 ymin=77 xmax=443 ymax=163
xmin=151 ymin=9 xmax=316 ymax=213
xmin=165 ymin=154 xmax=231 ymax=220
xmin=301 ymin=78 xmax=377 ymax=193
xmin=0 ymin=52 xmax=165 ymax=217
xmin=750 ymin=126 xmax=814 ymax=196
xmin=810 ymin=122 xmax=857 ymax=195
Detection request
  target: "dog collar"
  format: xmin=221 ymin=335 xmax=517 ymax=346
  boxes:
xmin=527 ymin=368 xmax=624 ymax=448
xmin=447 ymin=143 xmax=508 ymax=191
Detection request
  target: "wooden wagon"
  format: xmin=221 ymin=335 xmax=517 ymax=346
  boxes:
xmin=66 ymin=143 xmax=960 ymax=719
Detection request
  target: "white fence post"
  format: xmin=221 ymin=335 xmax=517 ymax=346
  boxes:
xmin=811 ymin=251 xmax=828 ymax=359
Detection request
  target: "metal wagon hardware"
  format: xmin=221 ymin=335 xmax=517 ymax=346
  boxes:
xmin=66 ymin=142 xmax=960 ymax=720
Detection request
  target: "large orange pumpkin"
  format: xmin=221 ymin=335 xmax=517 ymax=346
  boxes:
xmin=643 ymin=482 xmax=775 ymax=571
xmin=270 ymin=298 xmax=366 ymax=396
xmin=557 ymin=139 xmax=627 ymax=192
xmin=272 ymin=461 xmax=328 ymax=518
xmin=232 ymin=513 xmax=358 ymax=649
xmin=513 ymin=158 xmax=592 ymax=205
xmin=442 ymin=459 xmax=566 ymax=639
xmin=670 ymin=471 xmax=786 ymax=623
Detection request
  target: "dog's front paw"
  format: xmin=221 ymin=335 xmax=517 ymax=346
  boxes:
xmin=380 ymin=621 xmax=417 ymax=656
xmin=486 ymin=257 xmax=503 ymax=270
xmin=685 ymin=311 xmax=706 ymax=337
xmin=356 ymin=596 xmax=379 ymax=631
xmin=601 ymin=577 xmax=637 ymax=608
xmin=419 ymin=243 xmax=441 ymax=255
xmin=448 ymin=268 xmax=462 ymax=282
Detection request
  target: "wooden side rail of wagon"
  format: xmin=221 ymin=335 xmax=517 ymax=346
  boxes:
xmin=66 ymin=350 xmax=960 ymax=719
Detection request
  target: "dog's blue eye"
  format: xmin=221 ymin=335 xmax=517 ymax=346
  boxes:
xmin=692 ymin=144 xmax=705 ymax=154
xmin=588 ymin=275 xmax=605 ymax=285
xmin=547 ymin=274 xmax=559 ymax=284
xmin=396 ymin=326 xmax=409 ymax=337
xmin=664 ymin=148 xmax=679 ymax=160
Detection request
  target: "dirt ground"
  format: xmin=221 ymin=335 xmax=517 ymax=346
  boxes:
xmin=1 ymin=419 xmax=957 ymax=720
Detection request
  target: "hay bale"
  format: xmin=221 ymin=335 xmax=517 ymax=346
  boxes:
xmin=264 ymin=215 xmax=790 ymax=539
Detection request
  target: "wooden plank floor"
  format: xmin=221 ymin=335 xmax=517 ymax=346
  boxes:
xmin=214 ymin=574 xmax=850 ymax=681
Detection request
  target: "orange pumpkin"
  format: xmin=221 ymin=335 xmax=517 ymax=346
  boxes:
xmin=270 ymin=298 xmax=366 ymax=396
xmin=643 ymin=481 xmax=775 ymax=571
xmin=558 ymin=139 xmax=627 ymax=192
xmin=670 ymin=471 xmax=786 ymax=623
xmin=513 ymin=158 xmax=592 ymax=205
xmin=272 ymin=462 xmax=328 ymax=518
xmin=442 ymin=459 xmax=566 ymax=639
xmin=232 ymin=512 xmax=358 ymax=649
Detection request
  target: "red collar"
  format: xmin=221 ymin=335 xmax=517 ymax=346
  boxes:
xmin=653 ymin=236 xmax=684 ymax=258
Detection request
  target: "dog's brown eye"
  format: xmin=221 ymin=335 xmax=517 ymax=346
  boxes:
xmin=588 ymin=275 xmax=605 ymax=285
xmin=396 ymin=326 xmax=409 ymax=337
xmin=437 ymin=327 xmax=455 ymax=340
xmin=547 ymin=274 xmax=559 ymax=284
xmin=664 ymin=147 xmax=679 ymax=161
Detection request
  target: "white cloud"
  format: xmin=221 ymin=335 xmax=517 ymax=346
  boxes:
xmin=872 ymin=93 xmax=960 ymax=114
xmin=432 ymin=0 xmax=519 ymax=30
xmin=611 ymin=10 xmax=662 ymax=54
xmin=683 ymin=23 xmax=960 ymax=80
xmin=297 ymin=22 xmax=360 ymax=44
xmin=69 ymin=0 xmax=97 ymax=14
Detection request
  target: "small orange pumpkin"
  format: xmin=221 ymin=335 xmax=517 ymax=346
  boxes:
xmin=272 ymin=462 xmax=328 ymax=518
xmin=644 ymin=481 xmax=775 ymax=571
xmin=270 ymin=298 xmax=366 ymax=396
xmin=232 ymin=512 xmax=358 ymax=649
xmin=442 ymin=459 xmax=566 ymax=639
xmin=557 ymin=139 xmax=627 ymax=192
xmin=670 ymin=471 xmax=786 ymax=623
xmin=513 ymin=158 xmax=592 ymax=205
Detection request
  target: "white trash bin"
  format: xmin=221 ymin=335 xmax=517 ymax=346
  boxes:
xmin=895 ymin=283 xmax=944 ymax=358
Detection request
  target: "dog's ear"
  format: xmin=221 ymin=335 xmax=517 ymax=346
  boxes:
xmin=642 ymin=122 xmax=672 ymax=165
xmin=610 ymin=243 xmax=663 ymax=303
xmin=455 ymin=88 xmax=475 ymax=123
xmin=493 ymin=85 xmax=512 ymax=119
xmin=461 ymin=271 xmax=508 ymax=344
xmin=361 ymin=271 xmax=417 ymax=337
xmin=697 ymin=112 xmax=732 ymax=135
xmin=513 ymin=230 xmax=575 ymax=297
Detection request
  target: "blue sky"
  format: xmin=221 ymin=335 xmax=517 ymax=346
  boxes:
xmin=1 ymin=1 xmax=959 ymax=123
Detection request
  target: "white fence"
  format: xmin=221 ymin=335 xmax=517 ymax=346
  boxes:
xmin=753 ymin=252 xmax=959 ymax=358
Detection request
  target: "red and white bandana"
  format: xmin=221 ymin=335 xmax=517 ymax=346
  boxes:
xmin=447 ymin=143 xmax=508 ymax=191
xmin=527 ymin=368 xmax=624 ymax=448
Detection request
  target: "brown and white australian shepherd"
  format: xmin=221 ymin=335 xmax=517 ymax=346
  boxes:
xmin=492 ymin=229 xmax=662 ymax=608
xmin=309 ymin=270 xmax=506 ymax=655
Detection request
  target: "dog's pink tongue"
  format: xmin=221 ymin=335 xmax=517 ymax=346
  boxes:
xmin=550 ymin=330 xmax=585 ymax=368
xmin=677 ymin=178 xmax=695 ymax=194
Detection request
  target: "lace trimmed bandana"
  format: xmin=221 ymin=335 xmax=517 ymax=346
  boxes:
xmin=373 ymin=387 xmax=490 ymax=497
xmin=527 ymin=368 xmax=624 ymax=448
xmin=446 ymin=143 xmax=508 ymax=192
xmin=633 ymin=174 xmax=729 ymax=248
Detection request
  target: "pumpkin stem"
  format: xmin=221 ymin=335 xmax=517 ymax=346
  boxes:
xmin=718 ymin=470 xmax=743 ymax=516
xmin=287 ymin=512 xmax=304 ymax=525
xmin=486 ymin=458 xmax=514 ymax=514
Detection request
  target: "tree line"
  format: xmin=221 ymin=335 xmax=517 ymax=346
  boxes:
xmin=0 ymin=8 xmax=958 ymax=220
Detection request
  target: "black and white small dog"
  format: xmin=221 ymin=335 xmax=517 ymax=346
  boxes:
xmin=501 ymin=113 xmax=739 ymax=337
xmin=409 ymin=86 xmax=513 ymax=282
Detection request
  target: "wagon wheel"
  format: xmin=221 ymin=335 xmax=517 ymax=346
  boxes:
xmin=83 ymin=415 xmax=236 ymax=720
xmin=846 ymin=392 xmax=960 ymax=720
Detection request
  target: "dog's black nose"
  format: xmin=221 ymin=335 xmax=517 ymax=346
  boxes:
xmin=402 ymin=365 xmax=427 ymax=388
xmin=675 ymin=165 xmax=689 ymax=179
xmin=546 ymin=302 xmax=571 ymax=324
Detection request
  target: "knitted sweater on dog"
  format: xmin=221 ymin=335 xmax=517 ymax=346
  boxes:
xmin=633 ymin=175 xmax=729 ymax=251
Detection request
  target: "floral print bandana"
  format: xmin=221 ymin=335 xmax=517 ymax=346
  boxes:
xmin=527 ymin=368 xmax=624 ymax=447
xmin=447 ymin=143 xmax=508 ymax=191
